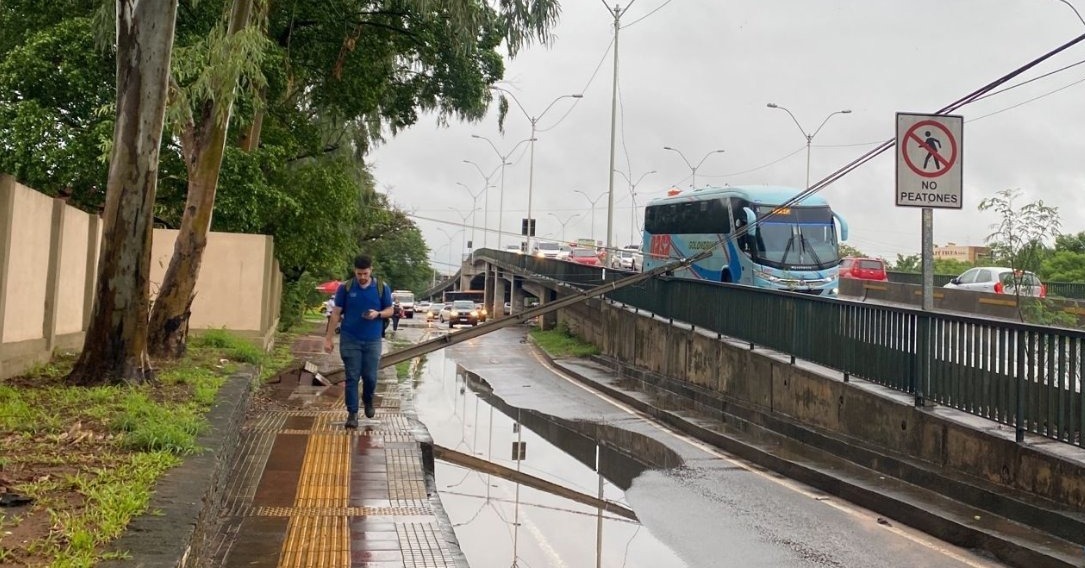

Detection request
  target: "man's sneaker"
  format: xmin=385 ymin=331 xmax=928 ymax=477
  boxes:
xmin=364 ymin=402 xmax=375 ymax=419
xmin=345 ymin=413 xmax=358 ymax=429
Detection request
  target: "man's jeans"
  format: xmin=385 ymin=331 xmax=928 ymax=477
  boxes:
xmin=339 ymin=337 xmax=382 ymax=414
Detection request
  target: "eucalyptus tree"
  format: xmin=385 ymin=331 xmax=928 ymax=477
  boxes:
xmin=148 ymin=0 xmax=562 ymax=356
xmin=67 ymin=0 xmax=179 ymax=385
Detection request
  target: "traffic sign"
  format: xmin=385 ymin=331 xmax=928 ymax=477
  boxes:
xmin=895 ymin=113 xmax=963 ymax=208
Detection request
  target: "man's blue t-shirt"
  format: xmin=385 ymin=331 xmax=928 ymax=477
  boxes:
xmin=334 ymin=279 xmax=392 ymax=342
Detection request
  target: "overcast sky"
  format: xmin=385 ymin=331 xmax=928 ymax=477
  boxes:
xmin=367 ymin=0 xmax=1085 ymax=271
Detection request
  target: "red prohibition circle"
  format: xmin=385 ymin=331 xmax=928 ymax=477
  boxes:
xmin=902 ymin=120 xmax=957 ymax=178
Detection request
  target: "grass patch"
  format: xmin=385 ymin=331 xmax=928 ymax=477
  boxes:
xmin=0 ymin=329 xmax=299 ymax=567
xmin=529 ymin=324 xmax=600 ymax=358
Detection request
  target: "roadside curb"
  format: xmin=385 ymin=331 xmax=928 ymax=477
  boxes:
xmin=100 ymin=370 xmax=255 ymax=568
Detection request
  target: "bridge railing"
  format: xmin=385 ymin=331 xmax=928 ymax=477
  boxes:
xmin=483 ymin=251 xmax=1084 ymax=447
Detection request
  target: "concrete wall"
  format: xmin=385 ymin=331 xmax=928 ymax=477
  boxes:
xmin=557 ymin=294 xmax=1085 ymax=511
xmin=0 ymin=176 xmax=282 ymax=379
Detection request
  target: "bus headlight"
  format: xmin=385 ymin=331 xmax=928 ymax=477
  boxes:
xmin=754 ymin=270 xmax=783 ymax=283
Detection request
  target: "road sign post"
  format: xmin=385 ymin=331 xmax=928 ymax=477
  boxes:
xmin=896 ymin=112 xmax=964 ymax=313
xmin=897 ymin=112 xmax=963 ymax=407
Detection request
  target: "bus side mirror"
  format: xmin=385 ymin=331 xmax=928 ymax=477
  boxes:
xmin=832 ymin=211 xmax=849 ymax=241
xmin=742 ymin=207 xmax=757 ymax=236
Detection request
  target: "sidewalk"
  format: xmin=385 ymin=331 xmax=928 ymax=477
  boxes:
xmin=207 ymin=321 xmax=466 ymax=567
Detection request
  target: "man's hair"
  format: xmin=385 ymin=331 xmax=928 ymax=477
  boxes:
xmin=353 ymin=255 xmax=373 ymax=270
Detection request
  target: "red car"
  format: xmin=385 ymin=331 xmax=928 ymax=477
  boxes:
xmin=567 ymin=248 xmax=602 ymax=266
xmin=839 ymin=257 xmax=888 ymax=281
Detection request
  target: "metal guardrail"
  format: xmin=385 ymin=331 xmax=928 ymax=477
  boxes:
xmin=482 ymin=251 xmax=1084 ymax=447
xmin=887 ymin=271 xmax=1085 ymax=299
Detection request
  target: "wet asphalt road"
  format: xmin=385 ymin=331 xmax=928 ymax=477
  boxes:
xmin=402 ymin=319 xmax=1005 ymax=568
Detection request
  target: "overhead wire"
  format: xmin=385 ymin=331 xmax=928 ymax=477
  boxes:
xmin=535 ymin=36 xmax=614 ymax=133
xmin=667 ymin=31 xmax=1085 ymax=266
xmin=622 ymin=0 xmax=674 ymax=29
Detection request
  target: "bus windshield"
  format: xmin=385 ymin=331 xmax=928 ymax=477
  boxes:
xmin=751 ymin=206 xmax=838 ymax=269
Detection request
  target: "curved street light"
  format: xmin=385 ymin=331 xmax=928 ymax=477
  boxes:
xmin=470 ymin=135 xmax=536 ymax=249
xmin=491 ymin=86 xmax=583 ymax=254
xmin=766 ymin=102 xmax=851 ymax=189
xmin=662 ymin=147 xmax=724 ymax=189
xmin=436 ymin=226 xmax=462 ymax=273
xmin=572 ymin=189 xmax=607 ymax=245
xmin=547 ymin=212 xmax=581 ymax=244
xmin=462 ymin=159 xmax=503 ymax=250
xmin=614 ymin=169 xmax=656 ymax=245
xmin=455 ymin=182 xmax=487 ymax=255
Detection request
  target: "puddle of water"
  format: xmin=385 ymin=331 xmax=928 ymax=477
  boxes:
xmin=410 ymin=347 xmax=689 ymax=568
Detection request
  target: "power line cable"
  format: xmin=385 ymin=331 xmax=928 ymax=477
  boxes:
xmin=536 ymin=37 xmax=614 ymax=133
xmin=622 ymin=0 xmax=674 ymax=29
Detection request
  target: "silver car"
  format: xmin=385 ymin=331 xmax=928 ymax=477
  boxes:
xmin=944 ymin=266 xmax=1046 ymax=297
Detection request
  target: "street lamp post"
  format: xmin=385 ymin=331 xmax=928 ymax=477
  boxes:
xmin=662 ymin=146 xmax=725 ymax=189
xmin=614 ymin=169 xmax=656 ymax=244
xmin=491 ymin=87 xmax=582 ymax=254
xmin=572 ymin=189 xmax=607 ymax=245
xmin=447 ymin=209 xmax=471 ymax=262
xmin=471 ymin=135 xmax=535 ymax=250
xmin=548 ymin=212 xmax=581 ymax=244
xmin=455 ymin=182 xmax=486 ymax=254
xmin=766 ymin=103 xmax=851 ymax=189
xmin=462 ymin=159 xmax=502 ymax=250
xmin=436 ymin=226 xmax=462 ymax=274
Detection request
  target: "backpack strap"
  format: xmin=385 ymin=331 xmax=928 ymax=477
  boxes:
xmin=342 ymin=277 xmax=387 ymax=311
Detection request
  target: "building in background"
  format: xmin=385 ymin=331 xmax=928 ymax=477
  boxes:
xmin=934 ymin=242 xmax=991 ymax=262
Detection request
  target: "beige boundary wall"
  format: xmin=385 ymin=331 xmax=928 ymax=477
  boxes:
xmin=0 ymin=175 xmax=282 ymax=380
xmin=557 ymin=295 xmax=1085 ymax=511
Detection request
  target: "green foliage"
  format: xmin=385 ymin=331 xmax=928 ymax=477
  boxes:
xmin=110 ymin=392 xmax=205 ymax=454
xmin=1019 ymin=298 xmax=1080 ymax=328
xmin=1053 ymin=231 xmax=1085 ymax=255
xmin=1041 ymin=250 xmax=1085 ymax=282
xmin=0 ymin=15 xmax=112 ymax=208
xmin=838 ymin=244 xmax=867 ymax=258
xmin=892 ymin=254 xmax=921 ymax=272
xmin=363 ymin=202 xmax=433 ymax=293
xmin=190 ymin=328 xmax=266 ymax=365
xmin=530 ymin=324 xmax=600 ymax=358
xmin=979 ymin=188 xmax=1060 ymax=275
xmin=933 ymin=258 xmax=977 ymax=277
xmin=279 ymin=272 xmax=326 ymax=331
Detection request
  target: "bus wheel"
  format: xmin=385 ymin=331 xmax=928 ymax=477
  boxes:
xmin=721 ymin=271 xmax=732 ymax=283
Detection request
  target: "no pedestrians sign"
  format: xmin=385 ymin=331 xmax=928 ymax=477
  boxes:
xmin=895 ymin=113 xmax=963 ymax=208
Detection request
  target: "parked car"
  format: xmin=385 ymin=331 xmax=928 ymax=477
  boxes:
xmin=567 ymin=247 xmax=602 ymax=266
xmin=839 ymin=257 xmax=889 ymax=281
xmin=446 ymin=300 xmax=480 ymax=328
xmin=944 ymin=266 xmax=1047 ymax=297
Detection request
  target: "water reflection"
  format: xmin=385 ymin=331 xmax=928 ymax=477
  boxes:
xmin=410 ymin=348 xmax=687 ymax=567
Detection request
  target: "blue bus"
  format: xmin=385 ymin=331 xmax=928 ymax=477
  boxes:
xmin=641 ymin=185 xmax=848 ymax=295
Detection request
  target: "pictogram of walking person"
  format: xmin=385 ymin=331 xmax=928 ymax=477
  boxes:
xmin=921 ymin=131 xmax=942 ymax=169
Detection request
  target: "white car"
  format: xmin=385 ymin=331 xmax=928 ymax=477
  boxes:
xmin=532 ymin=241 xmax=561 ymax=258
xmin=944 ymin=266 xmax=1047 ymax=297
xmin=610 ymin=247 xmax=642 ymax=271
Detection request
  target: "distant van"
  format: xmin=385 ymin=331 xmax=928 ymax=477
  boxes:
xmin=392 ymin=290 xmax=416 ymax=318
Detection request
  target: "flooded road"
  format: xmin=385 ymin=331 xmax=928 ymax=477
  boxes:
xmin=405 ymin=322 xmax=1007 ymax=568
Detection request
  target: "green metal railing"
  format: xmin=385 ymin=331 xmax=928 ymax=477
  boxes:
xmin=483 ymin=251 xmax=1085 ymax=447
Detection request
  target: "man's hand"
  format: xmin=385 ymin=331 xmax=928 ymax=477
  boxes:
xmin=324 ymin=336 xmax=334 ymax=353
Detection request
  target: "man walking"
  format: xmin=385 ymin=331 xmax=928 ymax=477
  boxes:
xmin=324 ymin=255 xmax=393 ymax=428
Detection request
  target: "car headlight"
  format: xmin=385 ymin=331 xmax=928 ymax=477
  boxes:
xmin=450 ymin=310 xmax=459 ymax=316
xmin=470 ymin=310 xmax=478 ymax=317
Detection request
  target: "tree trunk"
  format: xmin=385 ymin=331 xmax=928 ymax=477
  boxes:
xmin=67 ymin=0 xmax=179 ymax=386
xmin=147 ymin=0 xmax=253 ymax=358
